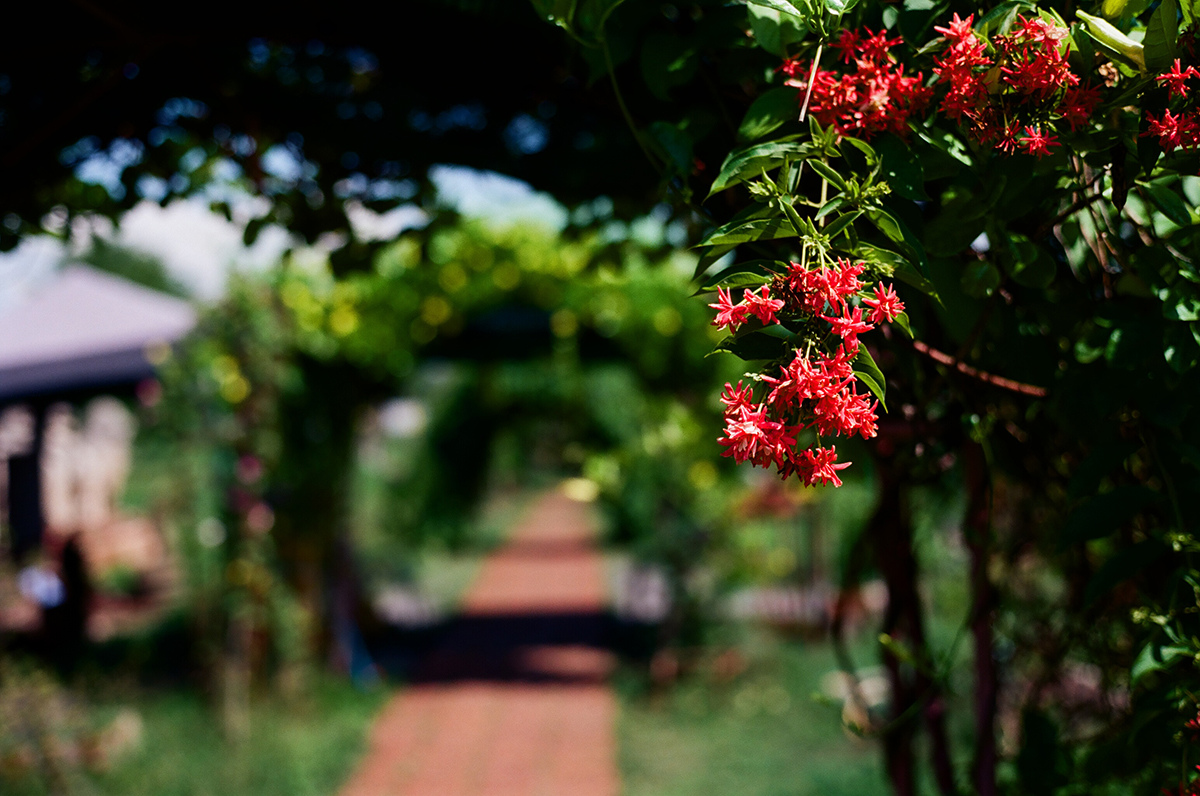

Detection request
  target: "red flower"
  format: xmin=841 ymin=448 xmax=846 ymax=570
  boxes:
xmin=934 ymin=13 xmax=976 ymax=46
xmin=1014 ymin=15 xmax=1068 ymax=47
xmin=830 ymin=29 xmax=862 ymax=64
xmin=1058 ymin=85 xmax=1102 ymax=131
xmin=1158 ymin=59 xmax=1200 ymax=100
xmin=718 ymin=403 xmax=775 ymax=465
xmin=797 ymin=445 xmax=853 ymax=487
xmin=830 ymin=259 xmax=867 ymax=301
xmin=782 ymin=27 xmax=932 ymax=140
xmin=823 ymin=305 xmax=874 ymax=351
xmin=709 ymin=287 xmax=751 ymax=331
xmin=1145 ymin=109 xmax=1200 ymax=152
xmin=934 ymin=13 xmax=1085 ymax=155
xmin=718 ymin=403 xmax=799 ymax=469
xmin=1018 ymin=126 xmax=1060 ymax=157
xmin=720 ymin=381 xmax=755 ymax=415
xmin=812 ymin=383 xmax=877 ymax=438
xmin=744 ymin=285 xmax=785 ymax=325
xmin=1186 ymin=710 xmax=1200 ymax=735
xmin=863 ymin=282 xmax=905 ymax=324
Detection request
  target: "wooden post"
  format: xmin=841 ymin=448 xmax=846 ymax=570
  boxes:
xmin=8 ymin=402 xmax=47 ymax=562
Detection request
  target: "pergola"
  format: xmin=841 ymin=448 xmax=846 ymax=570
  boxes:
xmin=0 ymin=265 xmax=195 ymax=561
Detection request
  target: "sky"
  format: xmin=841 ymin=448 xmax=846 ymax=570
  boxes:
xmin=0 ymin=165 xmax=572 ymax=308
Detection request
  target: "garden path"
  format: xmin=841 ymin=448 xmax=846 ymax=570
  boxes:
xmin=339 ymin=488 xmax=617 ymax=796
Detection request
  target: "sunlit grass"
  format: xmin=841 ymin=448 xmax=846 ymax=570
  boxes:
xmin=2 ymin=678 xmax=383 ymax=796
xmin=618 ymin=629 xmax=888 ymax=796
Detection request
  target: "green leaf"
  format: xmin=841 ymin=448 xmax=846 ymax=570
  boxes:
xmin=1061 ymin=485 xmax=1162 ymax=544
xmin=693 ymin=243 xmax=738 ymax=280
xmin=823 ymin=211 xmax=862 ymax=239
xmin=891 ymin=311 xmax=914 ymax=338
xmin=808 ymin=159 xmax=848 ymax=192
xmin=697 ymin=259 xmax=790 ymax=294
xmin=855 ymin=242 xmax=940 ymax=300
xmin=976 ymin=0 xmax=1030 ymax=37
xmin=1161 ymin=289 xmax=1200 ymax=321
xmin=646 ymin=121 xmax=694 ymax=179
xmin=746 ymin=4 xmax=809 ymax=56
xmin=529 ymin=0 xmax=577 ymax=27
xmin=853 ymin=345 xmax=887 ymax=410
xmin=743 ymin=0 xmax=806 ymax=18
xmin=738 ymin=87 xmax=801 ymax=142
xmin=924 ymin=211 xmax=986 ymax=257
xmin=1185 ymin=0 xmax=1200 ymax=27
xmin=866 ymin=210 xmax=930 ymax=277
xmin=243 ymin=217 xmax=267 ymax=247
xmin=708 ymin=138 xmax=809 ymax=196
xmin=1143 ymin=0 xmax=1179 ymax=73
xmin=815 ymin=196 xmax=850 ymax=220
xmin=916 ymin=126 xmax=972 ymax=166
xmin=574 ymin=0 xmax=626 ymax=35
xmin=866 ymin=209 xmax=904 ymax=244
xmin=892 ymin=262 xmax=938 ymax=299
xmin=697 ymin=269 xmax=776 ymax=294
xmin=961 ymin=261 xmax=1001 ymax=297
xmin=875 ymin=134 xmax=928 ymax=201
xmin=1005 ymin=233 xmax=1057 ymax=289
xmin=838 ymin=137 xmax=878 ymax=166
xmin=699 ymin=216 xmax=796 ymax=247
xmin=640 ymin=34 xmax=698 ymax=101
xmin=1131 ymin=641 xmax=1191 ymax=684
xmin=1139 ymin=181 xmax=1193 ymax=227
xmin=711 ymin=323 xmax=798 ymax=361
xmin=1164 ymin=322 xmax=1200 ymax=372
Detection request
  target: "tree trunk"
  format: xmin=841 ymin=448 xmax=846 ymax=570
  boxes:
xmin=964 ymin=442 xmax=998 ymax=796
xmin=872 ymin=454 xmax=958 ymax=796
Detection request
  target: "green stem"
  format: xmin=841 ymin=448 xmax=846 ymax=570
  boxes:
xmin=600 ymin=14 xmax=663 ymax=177
xmin=799 ymin=44 xmax=824 ymax=122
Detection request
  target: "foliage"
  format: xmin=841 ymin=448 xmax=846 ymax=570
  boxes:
xmin=149 ymin=215 xmax=745 ymax=684
xmin=77 ymin=237 xmax=190 ymax=298
xmin=537 ymin=0 xmax=1200 ymax=794
xmin=0 ymin=1 xmax=678 ymax=253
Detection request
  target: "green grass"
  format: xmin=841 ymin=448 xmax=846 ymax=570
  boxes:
xmin=618 ymin=630 xmax=888 ymax=796
xmin=2 ymin=678 xmax=384 ymax=796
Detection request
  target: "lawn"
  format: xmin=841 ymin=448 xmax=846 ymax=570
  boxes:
xmin=618 ymin=629 xmax=889 ymax=796
xmin=1 ymin=675 xmax=383 ymax=796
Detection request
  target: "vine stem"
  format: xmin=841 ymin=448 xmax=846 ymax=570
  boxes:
xmin=594 ymin=0 xmax=664 ymax=178
xmin=799 ymin=44 xmax=824 ymax=122
xmin=911 ymin=339 xmax=1047 ymax=397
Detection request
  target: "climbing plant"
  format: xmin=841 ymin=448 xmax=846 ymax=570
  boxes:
xmin=536 ymin=0 xmax=1200 ymax=793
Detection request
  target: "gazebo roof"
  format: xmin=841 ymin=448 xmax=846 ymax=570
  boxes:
xmin=0 ymin=265 xmax=196 ymax=403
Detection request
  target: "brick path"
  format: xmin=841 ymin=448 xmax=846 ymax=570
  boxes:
xmin=339 ymin=489 xmax=617 ymax=796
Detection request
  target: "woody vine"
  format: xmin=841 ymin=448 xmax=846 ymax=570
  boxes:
xmin=537 ymin=0 xmax=1200 ymax=793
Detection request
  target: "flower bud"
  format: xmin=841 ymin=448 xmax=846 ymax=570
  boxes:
xmin=1076 ymin=11 xmax=1146 ymax=71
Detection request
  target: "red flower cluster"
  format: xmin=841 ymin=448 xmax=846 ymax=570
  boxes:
xmin=933 ymin=13 xmax=1099 ymax=156
xmin=1147 ymin=109 xmax=1200 ymax=151
xmin=1145 ymin=60 xmax=1200 ymax=153
xmin=779 ymin=28 xmax=932 ymax=139
xmin=713 ymin=259 xmax=904 ymax=488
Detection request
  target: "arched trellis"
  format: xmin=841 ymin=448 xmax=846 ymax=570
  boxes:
xmin=153 ymin=213 xmax=742 ymax=719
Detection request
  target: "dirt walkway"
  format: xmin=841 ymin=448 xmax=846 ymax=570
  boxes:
xmin=339 ymin=489 xmax=618 ymax=796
